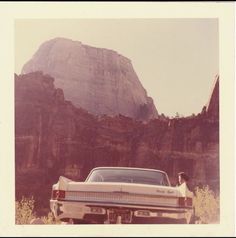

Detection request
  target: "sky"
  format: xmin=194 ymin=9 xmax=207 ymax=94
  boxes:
xmin=15 ymin=19 xmax=218 ymax=117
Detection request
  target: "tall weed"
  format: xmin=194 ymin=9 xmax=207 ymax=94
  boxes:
xmin=193 ymin=185 xmax=220 ymax=223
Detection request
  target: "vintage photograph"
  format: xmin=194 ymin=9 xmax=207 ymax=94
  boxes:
xmin=14 ymin=18 xmax=219 ymax=225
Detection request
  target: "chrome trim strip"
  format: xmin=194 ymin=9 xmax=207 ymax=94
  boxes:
xmin=51 ymin=199 xmax=193 ymax=211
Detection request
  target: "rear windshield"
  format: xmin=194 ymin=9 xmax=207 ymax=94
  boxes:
xmin=86 ymin=168 xmax=170 ymax=186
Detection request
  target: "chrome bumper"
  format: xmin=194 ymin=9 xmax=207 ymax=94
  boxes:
xmin=50 ymin=199 xmax=193 ymax=223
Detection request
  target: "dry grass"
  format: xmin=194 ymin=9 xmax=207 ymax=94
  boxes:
xmin=193 ymin=185 xmax=220 ymax=224
xmin=15 ymin=196 xmax=59 ymax=224
xmin=15 ymin=196 xmax=36 ymax=224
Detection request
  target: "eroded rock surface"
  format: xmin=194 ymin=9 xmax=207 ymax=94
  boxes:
xmin=22 ymin=38 xmax=158 ymax=121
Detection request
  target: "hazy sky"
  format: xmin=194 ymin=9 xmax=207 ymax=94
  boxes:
xmin=15 ymin=19 xmax=218 ymax=117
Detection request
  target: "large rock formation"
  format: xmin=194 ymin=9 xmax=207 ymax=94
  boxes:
xmin=22 ymin=38 xmax=158 ymax=121
xmin=205 ymin=75 xmax=219 ymax=120
xmin=15 ymin=72 xmax=219 ymax=214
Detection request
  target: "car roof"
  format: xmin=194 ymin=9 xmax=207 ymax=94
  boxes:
xmin=90 ymin=167 xmax=167 ymax=174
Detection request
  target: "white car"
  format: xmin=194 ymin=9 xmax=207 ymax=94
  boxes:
xmin=50 ymin=167 xmax=194 ymax=224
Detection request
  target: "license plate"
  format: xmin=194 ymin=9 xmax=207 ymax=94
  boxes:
xmin=108 ymin=209 xmax=132 ymax=224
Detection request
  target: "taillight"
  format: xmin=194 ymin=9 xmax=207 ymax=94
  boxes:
xmin=178 ymin=197 xmax=185 ymax=206
xmin=178 ymin=197 xmax=192 ymax=207
xmin=52 ymin=190 xmax=65 ymax=200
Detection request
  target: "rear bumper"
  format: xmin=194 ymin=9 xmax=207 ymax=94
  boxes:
xmin=50 ymin=199 xmax=194 ymax=224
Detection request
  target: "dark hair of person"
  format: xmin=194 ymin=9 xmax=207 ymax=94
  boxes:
xmin=178 ymin=172 xmax=189 ymax=182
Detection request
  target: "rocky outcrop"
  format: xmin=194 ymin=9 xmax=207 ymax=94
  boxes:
xmin=206 ymin=75 xmax=219 ymax=120
xmin=15 ymin=72 xmax=219 ymax=214
xmin=22 ymin=38 xmax=158 ymax=121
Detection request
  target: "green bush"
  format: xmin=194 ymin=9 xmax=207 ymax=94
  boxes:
xmin=193 ymin=186 xmax=220 ymax=224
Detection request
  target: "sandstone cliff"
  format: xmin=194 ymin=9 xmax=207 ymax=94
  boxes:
xmin=22 ymin=38 xmax=158 ymax=121
xmin=15 ymin=72 xmax=219 ymax=214
xmin=205 ymin=75 xmax=219 ymax=120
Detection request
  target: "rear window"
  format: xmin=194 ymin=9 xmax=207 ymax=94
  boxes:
xmin=86 ymin=168 xmax=170 ymax=186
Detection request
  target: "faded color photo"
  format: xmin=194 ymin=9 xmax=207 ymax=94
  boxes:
xmin=15 ymin=19 xmax=219 ymax=224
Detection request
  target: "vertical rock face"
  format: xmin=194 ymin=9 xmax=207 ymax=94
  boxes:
xmin=206 ymin=75 xmax=219 ymax=120
xmin=22 ymin=38 xmax=158 ymax=121
xmin=15 ymin=72 xmax=219 ymax=214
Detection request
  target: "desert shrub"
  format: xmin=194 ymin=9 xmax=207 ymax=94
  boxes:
xmin=41 ymin=212 xmax=61 ymax=224
xmin=15 ymin=196 xmax=36 ymax=224
xmin=193 ymin=185 xmax=220 ymax=224
xmin=16 ymin=197 xmax=59 ymax=224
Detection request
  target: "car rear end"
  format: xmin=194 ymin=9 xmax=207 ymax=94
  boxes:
xmin=50 ymin=176 xmax=194 ymax=224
